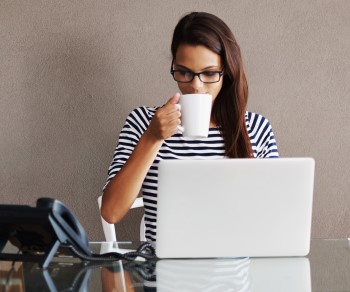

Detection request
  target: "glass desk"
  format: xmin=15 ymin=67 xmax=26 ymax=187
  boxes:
xmin=0 ymin=239 xmax=349 ymax=291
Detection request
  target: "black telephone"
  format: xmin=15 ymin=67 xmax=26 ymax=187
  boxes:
xmin=0 ymin=198 xmax=92 ymax=268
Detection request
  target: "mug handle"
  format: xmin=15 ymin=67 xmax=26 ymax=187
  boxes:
xmin=175 ymin=104 xmax=184 ymax=133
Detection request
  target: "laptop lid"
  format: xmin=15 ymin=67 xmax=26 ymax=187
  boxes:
xmin=156 ymin=158 xmax=315 ymax=258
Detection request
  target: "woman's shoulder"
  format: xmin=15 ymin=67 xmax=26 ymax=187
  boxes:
xmin=121 ymin=106 xmax=160 ymax=134
xmin=245 ymin=111 xmax=274 ymax=133
xmin=245 ymin=111 xmax=267 ymax=121
xmin=245 ymin=111 xmax=272 ymax=124
xmin=126 ymin=106 xmax=160 ymax=122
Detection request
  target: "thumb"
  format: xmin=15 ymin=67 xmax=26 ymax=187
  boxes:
xmin=166 ymin=92 xmax=181 ymax=105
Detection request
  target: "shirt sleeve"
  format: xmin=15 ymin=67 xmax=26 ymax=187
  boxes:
xmin=257 ymin=121 xmax=279 ymax=158
xmin=103 ymin=107 xmax=153 ymax=190
xmin=246 ymin=112 xmax=279 ymax=158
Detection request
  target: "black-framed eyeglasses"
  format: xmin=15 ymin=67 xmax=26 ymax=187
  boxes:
xmin=170 ymin=67 xmax=224 ymax=83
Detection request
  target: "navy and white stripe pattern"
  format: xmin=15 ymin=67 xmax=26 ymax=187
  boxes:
xmin=104 ymin=106 xmax=279 ymax=242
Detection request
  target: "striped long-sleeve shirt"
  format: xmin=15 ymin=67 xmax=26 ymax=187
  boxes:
xmin=104 ymin=106 xmax=279 ymax=242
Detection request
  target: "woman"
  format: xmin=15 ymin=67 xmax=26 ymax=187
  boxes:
xmin=101 ymin=12 xmax=279 ymax=242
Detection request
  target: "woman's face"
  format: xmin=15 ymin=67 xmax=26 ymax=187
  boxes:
xmin=174 ymin=44 xmax=224 ymax=103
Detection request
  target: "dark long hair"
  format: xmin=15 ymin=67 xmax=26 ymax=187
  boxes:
xmin=171 ymin=12 xmax=252 ymax=158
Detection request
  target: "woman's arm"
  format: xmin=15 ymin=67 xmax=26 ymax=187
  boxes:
xmin=101 ymin=94 xmax=180 ymax=224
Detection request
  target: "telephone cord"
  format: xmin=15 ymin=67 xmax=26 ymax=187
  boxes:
xmin=69 ymin=242 xmax=157 ymax=262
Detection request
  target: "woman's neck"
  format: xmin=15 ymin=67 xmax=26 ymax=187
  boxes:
xmin=209 ymin=121 xmax=217 ymax=128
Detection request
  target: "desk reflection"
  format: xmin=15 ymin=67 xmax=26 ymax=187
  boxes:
xmin=249 ymin=258 xmax=311 ymax=292
xmin=99 ymin=242 xmax=155 ymax=291
xmin=156 ymin=257 xmax=311 ymax=292
xmin=100 ymin=262 xmax=134 ymax=292
xmin=0 ymin=242 xmax=311 ymax=291
xmin=157 ymin=258 xmax=250 ymax=291
xmin=99 ymin=242 xmax=311 ymax=291
xmin=0 ymin=261 xmax=91 ymax=291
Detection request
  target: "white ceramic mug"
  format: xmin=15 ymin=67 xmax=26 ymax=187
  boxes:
xmin=176 ymin=93 xmax=212 ymax=138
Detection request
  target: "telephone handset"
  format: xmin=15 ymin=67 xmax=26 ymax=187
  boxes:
xmin=0 ymin=198 xmax=92 ymax=268
xmin=36 ymin=198 xmax=91 ymax=255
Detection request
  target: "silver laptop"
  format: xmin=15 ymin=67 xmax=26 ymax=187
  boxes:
xmin=156 ymin=158 xmax=315 ymax=258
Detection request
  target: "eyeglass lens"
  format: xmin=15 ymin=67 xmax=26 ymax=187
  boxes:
xmin=173 ymin=71 xmax=222 ymax=83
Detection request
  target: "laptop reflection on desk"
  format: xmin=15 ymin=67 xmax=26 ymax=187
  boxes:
xmin=156 ymin=257 xmax=311 ymax=292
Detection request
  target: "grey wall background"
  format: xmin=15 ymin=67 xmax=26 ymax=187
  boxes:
xmin=0 ymin=0 xmax=349 ymax=241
